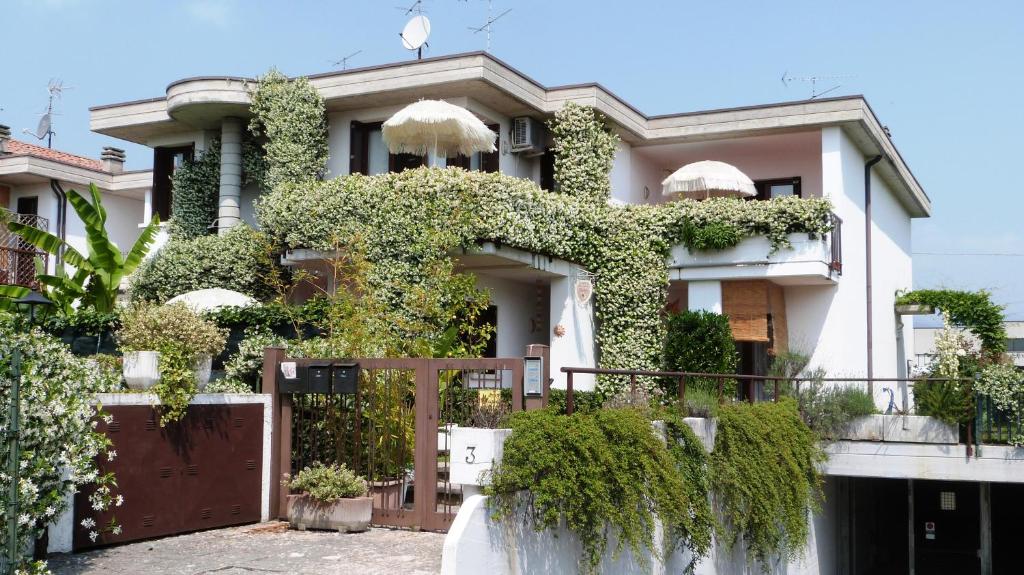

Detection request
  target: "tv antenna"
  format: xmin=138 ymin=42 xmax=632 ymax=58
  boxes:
xmin=332 ymin=50 xmax=363 ymax=70
xmin=468 ymin=1 xmax=511 ymax=51
xmin=780 ymin=71 xmax=855 ymax=99
xmin=23 ymin=79 xmax=70 ymax=148
xmin=396 ymin=0 xmax=425 ymax=16
xmin=400 ymin=14 xmax=431 ymax=60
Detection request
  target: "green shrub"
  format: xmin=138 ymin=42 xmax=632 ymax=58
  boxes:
xmin=795 ymin=381 xmax=877 ymax=439
xmin=548 ymin=102 xmax=618 ymax=203
xmin=118 ymin=302 xmax=228 ymax=423
xmin=896 ymin=289 xmax=1006 ymax=354
xmin=664 ymin=310 xmax=738 ymax=398
xmin=546 ymin=388 xmax=604 ymax=414
xmin=681 ymin=219 xmax=743 ymax=250
xmin=488 ymin=408 xmax=713 ymax=572
xmin=223 ymin=326 xmax=285 ymax=390
xmin=915 ymin=379 xmax=973 ymax=425
xmin=129 ymin=225 xmax=278 ymax=302
xmin=170 ymin=139 xmax=221 ymax=239
xmin=711 ymin=399 xmax=824 ymax=570
xmin=288 ymin=462 xmax=368 ymax=502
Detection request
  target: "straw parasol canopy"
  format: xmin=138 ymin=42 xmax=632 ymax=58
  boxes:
xmin=661 ymin=160 xmax=757 ymax=199
xmin=382 ymin=99 xmax=496 ymax=160
xmin=166 ymin=288 xmax=257 ymax=313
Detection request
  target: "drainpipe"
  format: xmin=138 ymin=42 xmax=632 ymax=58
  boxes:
xmin=864 ymin=154 xmax=883 ymax=392
xmin=49 ymin=179 xmax=67 ymax=267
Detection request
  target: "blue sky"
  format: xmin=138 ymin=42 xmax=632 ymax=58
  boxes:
xmin=2 ymin=0 xmax=1022 ymax=320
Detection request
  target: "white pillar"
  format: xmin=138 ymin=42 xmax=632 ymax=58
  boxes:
xmin=142 ymin=188 xmax=153 ymax=225
xmin=548 ymin=274 xmax=596 ymax=391
xmin=687 ymin=280 xmax=722 ymax=313
xmin=218 ymin=117 xmax=243 ymax=234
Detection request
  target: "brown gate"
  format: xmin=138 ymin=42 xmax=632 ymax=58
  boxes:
xmin=73 ymin=403 xmax=264 ymax=550
xmin=264 ymin=351 xmax=524 ymax=532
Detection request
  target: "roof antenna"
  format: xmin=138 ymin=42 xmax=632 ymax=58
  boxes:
xmin=468 ymin=1 xmax=511 ymax=51
xmin=395 ymin=0 xmax=425 ymax=16
xmin=331 ymin=50 xmax=363 ymax=70
xmin=780 ymin=71 xmax=855 ymax=99
xmin=23 ymin=79 xmax=70 ymax=148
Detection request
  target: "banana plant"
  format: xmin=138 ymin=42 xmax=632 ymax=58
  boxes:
xmin=5 ymin=183 xmax=161 ymax=313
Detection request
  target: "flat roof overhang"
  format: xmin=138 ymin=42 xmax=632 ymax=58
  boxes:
xmin=89 ymin=52 xmax=930 ymax=217
xmin=0 ymin=157 xmax=151 ymax=197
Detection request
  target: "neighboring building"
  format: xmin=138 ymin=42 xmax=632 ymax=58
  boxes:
xmin=0 ymin=124 xmax=151 ymax=287
xmin=89 ymin=51 xmax=928 ymax=392
xmin=914 ymin=320 xmax=1024 ymax=370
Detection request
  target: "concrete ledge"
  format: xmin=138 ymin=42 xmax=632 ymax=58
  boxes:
xmin=824 ymin=441 xmax=1024 ymax=483
xmin=839 ymin=414 xmax=958 ymax=444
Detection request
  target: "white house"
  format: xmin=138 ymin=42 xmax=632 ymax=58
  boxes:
xmin=914 ymin=320 xmax=1024 ymax=371
xmin=88 ymin=52 xmax=928 ymax=395
xmin=0 ymin=124 xmax=150 ymax=286
xmin=84 ymin=52 xmax=1024 ymax=575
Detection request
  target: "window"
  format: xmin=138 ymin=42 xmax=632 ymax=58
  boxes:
xmin=448 ymin=124 xmax=500 ymax=173
xmin=1007 ymin=338 xmax=1024 ymax=352
xmin=753 ymin=177 xmax=802 ymax=201
xmin=152 ymin=145 xmax=195 ymax=221
xmin=350 ymin=121 xmax=425 ymax=175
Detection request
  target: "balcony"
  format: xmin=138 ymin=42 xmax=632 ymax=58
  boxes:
xmin=0 ymin=209 xmax=48 ymax=288
xmin=668 ymin=215 xmax=842 ymax=286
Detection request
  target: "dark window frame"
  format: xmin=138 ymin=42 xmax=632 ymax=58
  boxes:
xmin=152 ymin=144 xmax=195 ymax=221
xmin=753 ymin=177 xmax=802 ymax=201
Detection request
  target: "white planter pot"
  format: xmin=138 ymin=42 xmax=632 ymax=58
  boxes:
xmin=122 ymin=351 xmax=160 ymax=390
xmin=194 ymin=355 xmax=213 ymax=392
xmin=450 ymin=427 xmax=512 ymax=486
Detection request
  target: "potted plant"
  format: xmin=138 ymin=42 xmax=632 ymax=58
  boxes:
xmin=450 ymin=390 xmax=512 ymax=491
xmin=117 ymin=303 xmax=227 ymax=422
xmin=286 ymin=463 xmax=372 ymax=533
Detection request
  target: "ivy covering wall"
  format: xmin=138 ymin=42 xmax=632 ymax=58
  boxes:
xmin=248 ymin=69 xmax=329 ymax=190
xmin=549 ymin=102 xmax=619 ymax=203
xmin=256 ymin=169 xmax=832 ymax=393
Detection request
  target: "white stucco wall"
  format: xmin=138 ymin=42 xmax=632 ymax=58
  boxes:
xmin=476 ymin=275 xmax=547 ymax=359
xmin=786 ymin=127 xmax=914 ymax=401
xmin=8 ymin=182 xmax=145 ymax=273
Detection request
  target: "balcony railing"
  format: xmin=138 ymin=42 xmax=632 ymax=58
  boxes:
xmin=829 ymin=213 xmax=843 ymax=275
xmin=0 ymin=208 xmax=49 ymax=288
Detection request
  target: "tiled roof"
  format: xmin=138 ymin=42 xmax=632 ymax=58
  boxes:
xmin=2 ymin=139 xmax=105 ymax=171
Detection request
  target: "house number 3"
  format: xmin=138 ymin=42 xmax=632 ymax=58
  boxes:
xmin=465 ymin=446 xmax=476 ymax=464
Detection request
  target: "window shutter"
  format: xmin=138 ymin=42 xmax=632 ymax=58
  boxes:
xmin=722 ymin=280 xmax=770 ymax=342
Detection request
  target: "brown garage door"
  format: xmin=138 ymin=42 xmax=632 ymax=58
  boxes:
xmin=73 ymin=404 xmax=263 ymax=550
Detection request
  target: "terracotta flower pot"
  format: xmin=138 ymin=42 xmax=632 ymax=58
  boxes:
xmin=286 ymin=494 xmax=373 ymax=533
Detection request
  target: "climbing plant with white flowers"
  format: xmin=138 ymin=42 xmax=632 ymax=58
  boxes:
xmin=0 ymin=316 xmax=122 ymax=573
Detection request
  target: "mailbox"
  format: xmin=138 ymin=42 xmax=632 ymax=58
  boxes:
xmin=524 ymin=356 xmax=544 ymax=397
xmin=308 ymin=362 xmax=333 ymax=394
xmin=332 ymin=362 xmax=359 ymax=394
xmin=277 ymin=361 xmax=306 ymax=394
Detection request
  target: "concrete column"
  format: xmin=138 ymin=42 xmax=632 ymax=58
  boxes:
xmin=687 ymin=280 xmax=723 ymax=313
xmin=548 ymin=274 xmax=596 ymax=391
xmin=980 ymin=482 xmax=992 ymax=575
xmin=218 ymin=117 xmax=243 ymax=234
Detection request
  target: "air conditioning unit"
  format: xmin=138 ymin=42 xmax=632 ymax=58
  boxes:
xmin=511 ymin=116 xmax=545 ymax=155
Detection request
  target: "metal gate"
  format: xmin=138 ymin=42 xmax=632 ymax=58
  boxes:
xmin=265 ymin=352 xmax=525 ymax=532
xmin=73 ymin=403 xmax=264 ymax=550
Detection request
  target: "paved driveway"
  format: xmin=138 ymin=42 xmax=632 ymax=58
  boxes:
xmin=48 ymin=522 xmax=446 ymax=575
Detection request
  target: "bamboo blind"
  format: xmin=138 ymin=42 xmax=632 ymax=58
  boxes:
xmin=722 ymin=280 xmax=789 ymax=353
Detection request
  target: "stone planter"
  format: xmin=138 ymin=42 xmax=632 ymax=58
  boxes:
xmin=194 ymin=355 xmax=213 ymax=392
xmin=450 ymin=427 xmax=512 ymax=486
xmin=286 ymin=494 xmax=372 ymax=533
xmin=122 ymin=351 xmax=160 ymax=390
xmin=840 ymin=414 xmax=958 ymax=444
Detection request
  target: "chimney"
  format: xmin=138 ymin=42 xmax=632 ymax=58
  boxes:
xmin=101 ymin=146 xmax=125 ymax=173
xmin=0 ymin=124 xmax=11 ymax=154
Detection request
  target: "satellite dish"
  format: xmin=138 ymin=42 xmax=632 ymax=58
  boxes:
xmin=36 ymin=114 xmax=51 ymax=139
xmin=401 ymin=15 xmax=431 ymax=51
